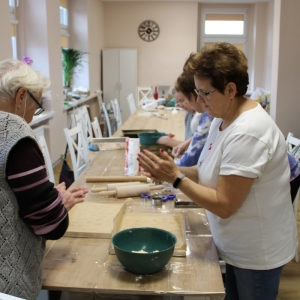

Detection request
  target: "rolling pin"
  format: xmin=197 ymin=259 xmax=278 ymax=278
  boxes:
xmin=91 ymin=182 xmax=142 ymax=193
xmin=99 ymin=185 xmax=164 ymax=198
xmin=86 ymin=176 xmax=149 ymax=183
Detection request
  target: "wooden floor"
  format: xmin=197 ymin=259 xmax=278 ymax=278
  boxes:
xmin=53 ymin=161 xmax=300 ymax=300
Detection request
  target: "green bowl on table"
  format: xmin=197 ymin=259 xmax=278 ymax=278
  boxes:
xmin=112 ymin=227 xmax=177 ymax=274
xmin=138 ymin=132 xmax=168 ymax=146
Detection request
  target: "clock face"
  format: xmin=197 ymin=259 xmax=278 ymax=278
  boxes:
xmin=138 ymin=20 xmax=160 ymax=42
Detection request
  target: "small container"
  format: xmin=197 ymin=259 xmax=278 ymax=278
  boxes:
xmin=152 ymin=196 xmax=162 ymax=207
xmin=166 ymin=194 xmax=176 ymax=201
xmin=161 ymin=196 xmax=169 ymax=202
xmin=140 ymin=193 xmax=150 ymax=204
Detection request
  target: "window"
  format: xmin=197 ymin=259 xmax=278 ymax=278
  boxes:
xmin=9 ymin=0 xmax=17 ymax=13
xmin=60 ymin=6 xmax=68 ymax=27
xmin=11 ymin=24 xmax=17 ymax=59
xmin=200 ymin=8 xmax=248 ymax=54
xmin=9 ymin=0 xmax=18 ymax=59
xmin=60 ymin=0 xmax=69 ymax=48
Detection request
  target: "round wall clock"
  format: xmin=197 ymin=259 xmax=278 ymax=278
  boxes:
xmin=138 ymin=20 xmax=160 ymax=42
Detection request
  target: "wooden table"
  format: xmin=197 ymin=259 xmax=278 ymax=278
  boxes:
xmin=114 ymin=107 xmax=185 ymax=140
xmin=41 ymin=108 xmax=225 ymax=299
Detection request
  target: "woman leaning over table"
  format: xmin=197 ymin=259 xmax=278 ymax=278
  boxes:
xmin=171 ymin=71 xmax=213 ymax=166
xmin=138 ymin=42 xmax=297 ymax=300
xmin=0 ymin=59 xmax=87 ymax=300
xmin=157 ymin=90 xmax=196 ymax=148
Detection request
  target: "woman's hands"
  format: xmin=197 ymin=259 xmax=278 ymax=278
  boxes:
xmin=55 ymin=182 xmax=88 ymax=211
xmin=138 ymin=149 xmax=181 ymax=184
xmin=157 ymin=133 xmax=182 ymax=148
xmin=172 ymin=138 xmax=191 ymax=158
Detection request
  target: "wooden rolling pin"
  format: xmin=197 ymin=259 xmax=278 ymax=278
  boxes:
xmin=86 ymin=176 xmax=149 ymax=183
xmin=91 ymin=182 xmax=142 ymax=193
xmin=99 ymin=185 xmax=164 ymax=198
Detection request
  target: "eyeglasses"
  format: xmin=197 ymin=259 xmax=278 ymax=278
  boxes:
xmin=194 ymin=88 xmax=217 ymax=101
xmin=27 ymin=90 xmax=45 ymax=116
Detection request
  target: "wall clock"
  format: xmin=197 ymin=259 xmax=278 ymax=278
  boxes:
xmin=138 ymin=20 xmax=160 ymax=42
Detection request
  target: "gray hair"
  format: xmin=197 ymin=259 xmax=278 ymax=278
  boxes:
xmin=0 ymin=59 xmax=51 ymax=103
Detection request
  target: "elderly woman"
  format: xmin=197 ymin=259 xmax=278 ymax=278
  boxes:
xmin=172 ymin=71 xmax=213 ymax=166
xmin=0 ymin=59 xmax=87 ymax=299
xmin=138 ymin=43 xmax=297 ymax=300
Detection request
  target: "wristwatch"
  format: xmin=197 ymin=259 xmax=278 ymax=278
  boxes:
xmin=173 ymin=173 xmax=186 ymax=189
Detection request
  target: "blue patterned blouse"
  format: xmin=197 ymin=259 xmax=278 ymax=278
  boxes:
xmin=288 ymin=151 xmax=300 ymax=181
xmin=177 ymin=112 xmax=214 ymax=167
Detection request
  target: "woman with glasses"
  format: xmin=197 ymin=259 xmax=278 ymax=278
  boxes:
xmin=157 ymin=90 xmax=197 ymax=148
xmin=138 ymin=42 xmax=297 ymax=300
xmin=0 ymin=59 xmax=87 ymax=299
xmin=171 ymin=71 xmax=214 ymax=166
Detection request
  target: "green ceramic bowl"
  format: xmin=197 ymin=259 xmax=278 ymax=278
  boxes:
xmin=138 ymin=132 xmax=168 ymax=146
xmin=112 ymin=227 xmax=177 ymax=274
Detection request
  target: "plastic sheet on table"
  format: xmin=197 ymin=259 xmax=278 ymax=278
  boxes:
xmin=93 ymin=236 xmax=224 ymax=297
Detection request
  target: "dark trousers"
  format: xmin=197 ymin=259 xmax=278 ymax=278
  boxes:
xmin=48 ymin=291 xmax=62 ymax=300
xmin=290 ymin=173 xmax=300 ymax=203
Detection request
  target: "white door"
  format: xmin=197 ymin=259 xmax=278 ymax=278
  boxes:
xmin=119 ymin=49 xmax=137 ymax=122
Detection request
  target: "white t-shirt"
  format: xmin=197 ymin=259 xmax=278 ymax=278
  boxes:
xmin=190 ymin=112 xmax=202 ymax=135
xmin=197 ymin=104 xmax=297 ymax=270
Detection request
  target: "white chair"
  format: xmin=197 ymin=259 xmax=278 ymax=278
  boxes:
xmin=101 ymin=102 xmax=112 ymax=137
xmin=286 ymin=132 xmax=300 ymax=262
xmin=113 ymin=98 xmax=122 ymax=129
xmin=96 ymin=89 xmax=103 ymax=108
xmin=36 ymin=135 xmax=55 ymax=184
xmin=127 ymin=93 xmax=137 ymax=115
xmin=63 ymin=124 xmax=89 ymax=180
xmin=96 ymin=89 xmax=112 ymax=137
xmin=138 ymin=87 xmax=152 ymax=106
xmin=286 ymin=132 xmax=300 ymax=159
xmin=110 ymin=99 xmax=117 ymax=120
xmin=91 ymin=117 xmax=102 ymax=138
xmin=75 ymin=105 xmax=93 ymax=145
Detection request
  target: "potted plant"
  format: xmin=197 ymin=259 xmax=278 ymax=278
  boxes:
xmin=62 ymin=48 xmax=86 ymax=88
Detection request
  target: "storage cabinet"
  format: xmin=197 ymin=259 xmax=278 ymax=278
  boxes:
xmin=102 ymin=48 xmax=137 ymax=122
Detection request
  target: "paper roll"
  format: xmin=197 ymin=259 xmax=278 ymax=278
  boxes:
xmin=86 ymin=176 xmax=148 ymax=183
xmin=91 ymin=182 xmax=141 ymax=193
xmin=99 ymin=185 xmax=164 ymax=198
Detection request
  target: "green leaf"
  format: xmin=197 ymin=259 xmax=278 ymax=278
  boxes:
xmin=62 ymin=48 xmax=87 ymax=87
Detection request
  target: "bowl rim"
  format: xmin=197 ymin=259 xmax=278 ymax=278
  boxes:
xmin=112 ymin=227 xmax=177 ymax=254
xmin=137 ymin=132 xmax=168 ymax=137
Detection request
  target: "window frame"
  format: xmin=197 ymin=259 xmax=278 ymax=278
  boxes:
xmin=200 ymin=7 xmax=249 ymax=56
xmin=60 ymin=6 xmax=68 ymax=28
xmin=60 ymin=5 xmax=69 ymax=48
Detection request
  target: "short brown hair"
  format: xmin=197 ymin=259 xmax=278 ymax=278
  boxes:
xmin=185 ymin=42 xmax=249 ymax=97
xmin=175 ymin=71 xmax=197 ymax=101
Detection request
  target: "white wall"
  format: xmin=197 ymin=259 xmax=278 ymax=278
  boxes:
xmin=103 ymin=2 xmax=198 ymax=92
xmin=0 ymin=1 xmax=13 ymax=61
xmin=270 ymin=0 xmax=300 ymax=137
xmin=69 ymin=0 xmax=89 ymax=90
xmin=17 ymin=0 xmax=69 ymax=163
xmin=87 ymin=0 xmax=104 ymax=94
xmin=69 ymin=0 xmax=104 ymax=93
